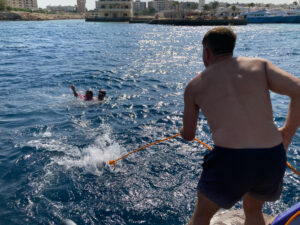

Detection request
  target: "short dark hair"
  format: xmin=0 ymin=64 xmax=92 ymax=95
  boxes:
xmin=98 ymin=90 xmax=106 ymax=97
xmin=99 ymin=90 xmax=106 ymax=96
xmin=202 ymin=27 xmax=237 ymax=55
xmin=86 ymin=90 xmax=93 ymax=96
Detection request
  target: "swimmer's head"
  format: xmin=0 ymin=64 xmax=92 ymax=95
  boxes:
xmin=98 ymin=90 xmax=106 ymax=100
xmin=202 ymin=27 xmax=236 ymax=56
xmin=85 ymin=90 xmax=93 ymax=101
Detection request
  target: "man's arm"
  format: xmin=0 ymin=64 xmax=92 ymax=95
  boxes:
xmin=180 ymin=82 xmax=200 ymax=141
xmin=71 ymin=85 xmax=78 ymax=97
xmin=265 ymin=60 xmax=300 ymax=149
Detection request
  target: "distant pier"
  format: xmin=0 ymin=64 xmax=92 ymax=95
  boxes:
xmin=85 ymin=16 xmax=247 ymax=26
xmin=130 ymin=18 xmax=247 ymax=26
xmin=85 ymin=17 xmax=131 ymax=22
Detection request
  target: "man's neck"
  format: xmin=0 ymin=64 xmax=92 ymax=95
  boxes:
xmin=211 ymin=53 xmax=233 ymax=65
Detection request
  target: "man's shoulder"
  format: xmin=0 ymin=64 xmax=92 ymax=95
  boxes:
xmin=189 ymin=72 xmax=204 ymax=86
xmin=234 ymin=57 xmax=269 ymax=72
xmin=237 ymin=56 xmax=268 ymax=64
xmin=185 ymin=72 xmax=206 ymax=95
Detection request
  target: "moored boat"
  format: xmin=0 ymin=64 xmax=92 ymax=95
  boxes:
xmin=243 ymin=9 xmax=300 ymax=23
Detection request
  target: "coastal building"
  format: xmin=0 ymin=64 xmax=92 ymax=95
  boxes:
xmin=198 ymin=0 xmax=204 ymax=10
xmin=7 ymin=0 xmax=38 ymax=9
xmin=155 ymin=0 xmax=168 ymax=12
xmin=148 ymin=0 xmax=173 ymax=12
xmin=148 ymin=1 xmax=155 ymax=10
xmin=77 ymin=0 xmax=86 ymax=14
xmin=133 ymin=0 xmax=147 ymax=13
xmin=156 ymin=2 xmax=198 ymax=18
xmin=88 ymin=0 xmax=133 ymax=21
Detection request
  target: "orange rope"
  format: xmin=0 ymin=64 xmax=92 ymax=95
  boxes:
xmin=108 ymin=134 xmax=300 ymax=176
xmin=285 ymin=210 xmax=300 ymax=225
xmin=194 ymin=138 xmax=213 ymax=151
xmin=286 ymin=162 xmax=300 ymax=176
xmin=108 ymin=134 xmax=180 ymax=170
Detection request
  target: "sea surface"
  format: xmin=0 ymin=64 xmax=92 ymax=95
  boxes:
xmin=0 ymin=20 xmax=299 ymax=225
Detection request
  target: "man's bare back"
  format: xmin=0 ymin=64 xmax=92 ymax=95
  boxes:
xmin=187 ymin=57 xmax=282 ymax=148
xmin=182 ymin=55 xmax=300 ymax=149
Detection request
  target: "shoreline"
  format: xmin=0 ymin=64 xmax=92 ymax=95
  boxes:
xmin=86 ymin=17 xmax=247 ymax=26
xmin=0 ymin=11 xmax=84 ymax=21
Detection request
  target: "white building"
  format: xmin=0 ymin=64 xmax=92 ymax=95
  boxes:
xmin=6 ymin=0 xmax=38 ymax=9
xmin=215 ymin=6 xmax=249 ymax=17
xmin=198 ymin=0 xmax=204 ymax=10
xmin=93 ymin=0 xmax=133 ymax=21
xmin=148 ymin=0 xmax=173 ymax=12
xmin=148 ymin=1 xmax=155 ymax=9
xmin=133 ymin=0 xmax=146 ymax=12
xmin=77 ymin=0 xmax=86 ymax=14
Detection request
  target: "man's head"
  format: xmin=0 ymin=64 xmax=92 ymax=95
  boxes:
xmin=98 ymin=90 xmax=106 ymax=100
xmin=202 ymin=27 xmax=237 ymax=55
xmin=85 ymin=90 xmax=93 ymax=101
xmin=202 ymin=27 xmax=237 ymax=67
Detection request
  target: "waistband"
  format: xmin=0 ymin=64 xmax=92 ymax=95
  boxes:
xmin=213 ymin=143 xmax=285 ymax=153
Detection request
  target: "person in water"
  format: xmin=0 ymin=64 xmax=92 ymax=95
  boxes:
xmin=97 ymin=89 xmax=106 ymax=101
xmin=180 ymin=27 xmax=300 ymax=225
xmin=71 ymin=85 xmax=106 ymax=101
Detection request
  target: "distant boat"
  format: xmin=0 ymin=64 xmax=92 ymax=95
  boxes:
xmin=243 ymin=9 xmax=300 ymax=23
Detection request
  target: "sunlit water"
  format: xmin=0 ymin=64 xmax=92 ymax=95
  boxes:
xmin=0 ymin=20 xmax=299 ymax=224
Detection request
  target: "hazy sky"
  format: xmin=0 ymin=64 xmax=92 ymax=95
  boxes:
xmin=38 ymin=0 xmax=297 ymax=10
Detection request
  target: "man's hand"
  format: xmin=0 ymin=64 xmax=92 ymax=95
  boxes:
xmin=278 ymin=127 xmax=293 ymax=151
xmin=180 ymin=127 xmax=184 ymax=138
xmin=180 ymin=127 xmax=195 ymax=141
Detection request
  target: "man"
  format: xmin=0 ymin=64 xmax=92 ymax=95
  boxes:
xmin=71 ymin=85 xmax=106 ymax=101
xmin=180 ymin=27 xmax=300 ymax=225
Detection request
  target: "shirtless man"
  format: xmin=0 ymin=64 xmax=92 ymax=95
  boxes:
xmin=180 ymin=27 xmax=300 ymax=225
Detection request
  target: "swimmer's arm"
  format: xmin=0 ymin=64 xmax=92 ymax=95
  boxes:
xmin=265 ymin=60 xmax=300 ymax=149
xmin=71 ymin=85 xmax=78 ymax=97
xmin=181 ymin=82 xmax=199 ymax=141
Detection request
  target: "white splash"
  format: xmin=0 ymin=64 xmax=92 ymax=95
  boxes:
xmin=26 ymin=123 xmax=125 ymax=175
xmin=56 ymin=127 xmax=124 ymax=175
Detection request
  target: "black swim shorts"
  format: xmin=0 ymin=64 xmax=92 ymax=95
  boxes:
xmin=197 ymin=143 xmax=286 ymax=209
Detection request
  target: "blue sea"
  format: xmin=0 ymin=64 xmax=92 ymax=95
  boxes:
xmin=0 ymin=20 xmax=299 ymax=224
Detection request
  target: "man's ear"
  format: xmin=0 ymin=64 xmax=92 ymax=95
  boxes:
xmin=203 ymin=47 xmax=210 ymax=67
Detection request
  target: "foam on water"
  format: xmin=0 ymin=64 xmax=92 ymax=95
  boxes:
xmin=26 ymin=122 xmax=125 ymax=176
xmin=55 ymin=127 xmax=125 ymax=175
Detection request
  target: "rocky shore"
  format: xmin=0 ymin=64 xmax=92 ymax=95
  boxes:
xmin=0 ymin=11 xmax=84 ymax=21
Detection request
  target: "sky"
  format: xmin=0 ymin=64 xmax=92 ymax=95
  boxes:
xmin=38 ymin=0 xmax=298 ymax=10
